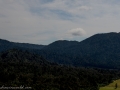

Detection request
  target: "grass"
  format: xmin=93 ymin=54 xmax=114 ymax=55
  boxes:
xmin=100 ymin=79 xmax=120 ymax=90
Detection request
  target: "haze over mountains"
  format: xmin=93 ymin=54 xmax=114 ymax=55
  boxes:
xmin=0 ymin=32 xmax=120 ymax=69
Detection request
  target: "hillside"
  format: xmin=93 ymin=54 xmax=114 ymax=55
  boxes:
xmin=0 ymin=49 xmax=120 ymax=90
xmin=0 ymin=39 xmax=45 ymax=52
xmin=39 ymin=32 xmax=120 ymax=69
xmin=0 ymin=49 xmax=50 ymax=65
xmin=1 ymin=32 xmax=120 ymax=69
xmin=100 ymin=79 xmax=120 ymax=90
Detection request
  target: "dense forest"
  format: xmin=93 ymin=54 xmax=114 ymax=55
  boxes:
xmin=0 ymin=39 xmax=45 ymax=52
xmin=38 ymin=32 xmax=120 ymax=69
xmin=1 ymin=32 xmax=120 ymax=69
xmin=1 ymin=32 xmax=120 ymax=89
xmin=0 ymin=49 xmax=120 ymax=90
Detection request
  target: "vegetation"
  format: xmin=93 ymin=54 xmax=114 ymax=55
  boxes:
xmin=38 ymin=32 xmax=120 ymax=69
xmin=100 ymin=79 xmax=120 ymax=90
xmin=0 ymin=49 xmax=120 ymax=90
xmin=1 ymin=32 xmax=120 ymax=89
xmin=1 ymin=32 xmax=120 ymax=69
xmin=0 ymin=39 xmax=45 ymax=52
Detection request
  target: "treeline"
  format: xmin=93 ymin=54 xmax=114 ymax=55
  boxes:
xmin=1 ymin=33 xmax=120 ymax=69
xmin=36 ymin=32 xmax=120 ymax=69
xmin=0 ymin=49 xmax=120 ymax=90
xmin=0 ymin=39 xmax=45 ymax=52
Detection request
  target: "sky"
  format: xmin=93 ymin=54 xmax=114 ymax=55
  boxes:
xmin=0 ymin=0 xmax=120 ymax=45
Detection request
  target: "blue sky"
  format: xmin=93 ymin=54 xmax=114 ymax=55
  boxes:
xmin=0 ymin=0 xmax=120 ymax=45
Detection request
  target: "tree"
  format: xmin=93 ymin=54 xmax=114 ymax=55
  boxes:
xmin=115 ymin=83 xmax=117 ymax=89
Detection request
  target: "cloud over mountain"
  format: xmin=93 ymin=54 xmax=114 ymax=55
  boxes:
xmin=69 ymin=28 xmax=86 ymax=36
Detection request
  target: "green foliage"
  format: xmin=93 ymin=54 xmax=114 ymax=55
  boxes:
xmin=38 ymin=32 xmax=120 ymax=69
xmin=100 ymin=79 xmax=120 ymax=90
xmin=0 ymin=49 xmax=120 ymax=90
xmin=1 ymin=33 xmax=120 ymax=69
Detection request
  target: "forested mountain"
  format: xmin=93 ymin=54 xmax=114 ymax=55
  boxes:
xmin=39 ymin=32 xmax=120 ymax=69
xmin=0 ymin=49 xmax=120 ymax=90
xmin=0 ymin=49 xmax=50 ymax=65
xmin=1 ymin=32 xmax=120 ymax=69
xmin=0 ymin=39 xmax=45 ymax=52
xmin=43 ymin=40 xmax=79 ymax=50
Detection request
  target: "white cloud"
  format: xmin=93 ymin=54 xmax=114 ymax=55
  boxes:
xmin=69 ymin=28 xmax=86 ymax=36
xmin=79 ymin=6 xmax=92 ymax=11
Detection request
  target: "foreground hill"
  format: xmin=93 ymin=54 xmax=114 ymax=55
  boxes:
xmin=39 ymin=32 xmax=120 ymax=69
xmin=100 ymin=79 xmax=120 ymax=90
xmin=0 ymin=49 xmax=120 ymax=90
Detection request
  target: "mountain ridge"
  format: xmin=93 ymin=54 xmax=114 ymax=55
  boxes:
xmin=39 ymin=32 xmax=120 ymax=68
xmin=0 ymin=32 xmax=120 ymax=69
xmin=0 ymin=38 xmax=46 ymax=52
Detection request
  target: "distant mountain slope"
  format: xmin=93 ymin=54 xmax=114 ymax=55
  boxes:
xmin=43 ymin=40 xmax=79 ymax=49
xmin=0 ymin=49 xmax=51 ymax=65
xmin=0 ymin=39 xmax=45 ymax=52
xmin=39 ymin=32 xmax=120 ymax=69
xmin=1 ymin=32 xmax=120 ymax=69
xmin=39 ymin=40 xmax=80 ymax=65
